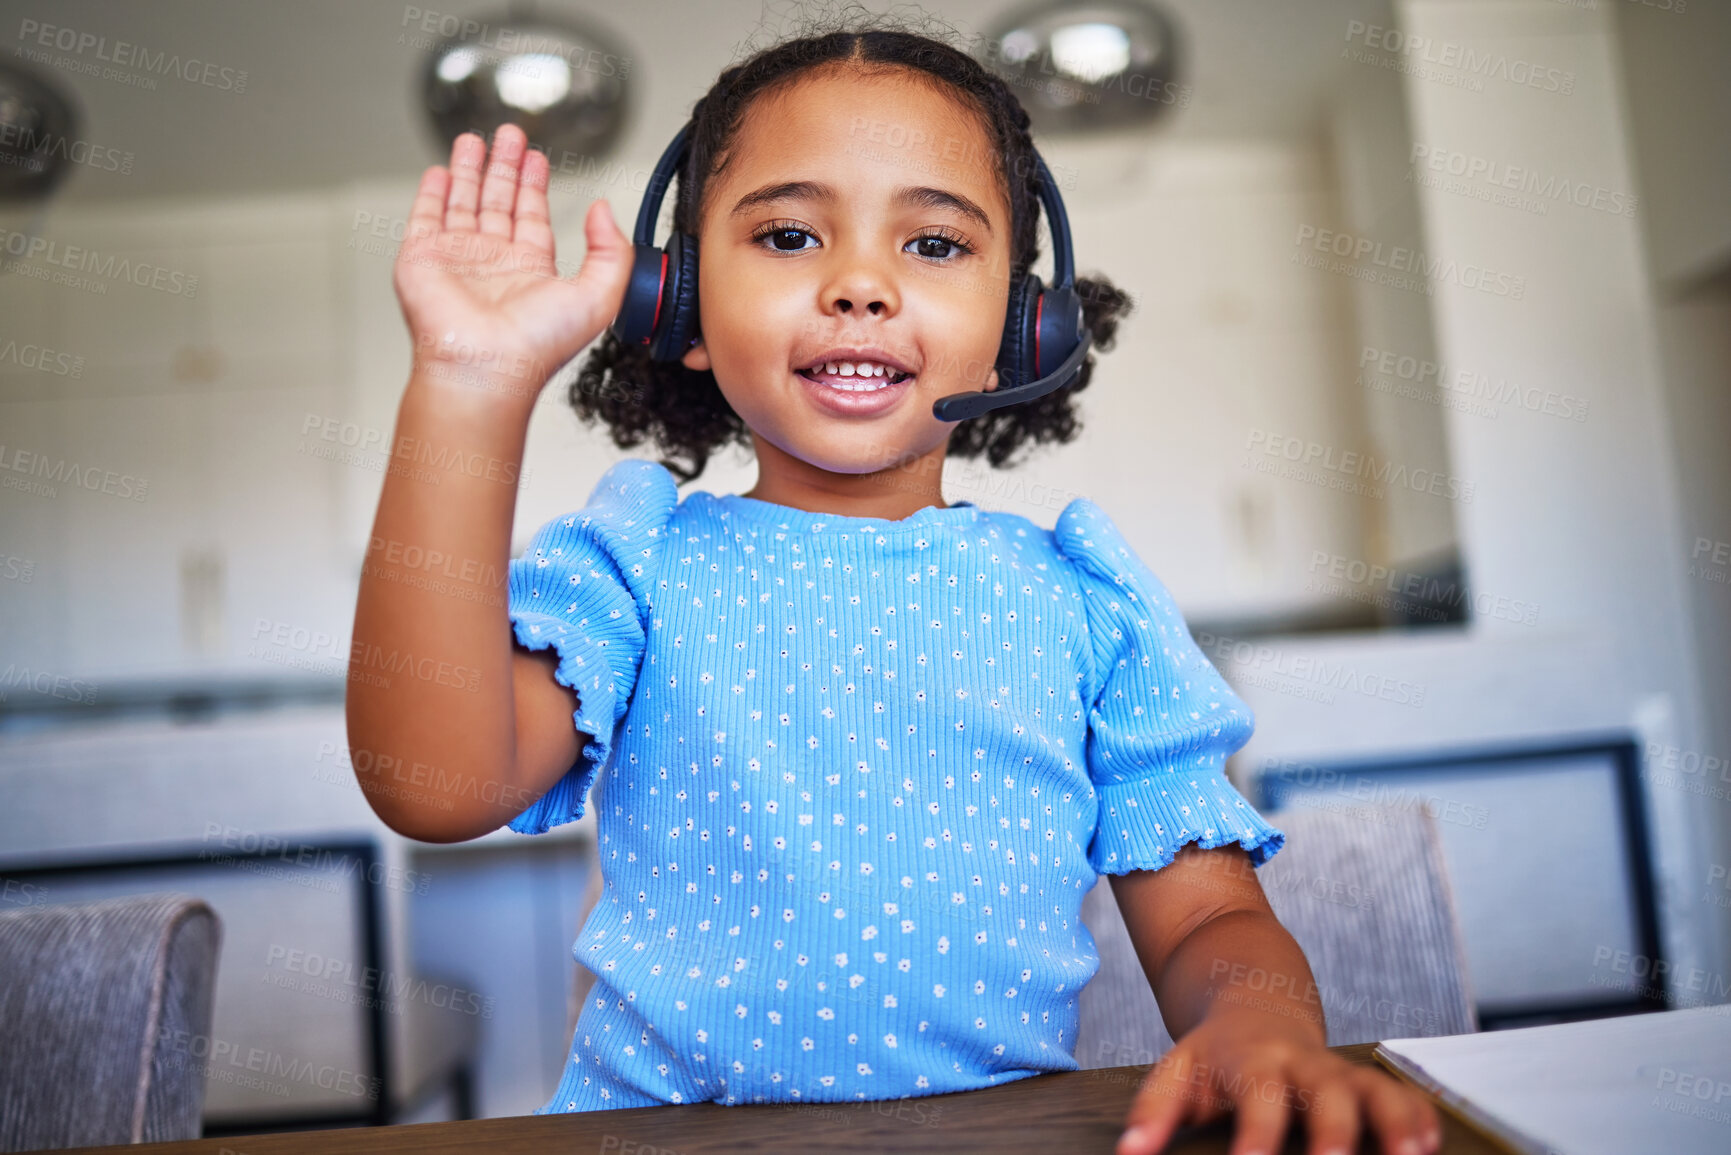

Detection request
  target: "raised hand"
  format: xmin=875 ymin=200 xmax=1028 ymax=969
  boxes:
xmin=393 ymin=122 xmax=634 ymax=399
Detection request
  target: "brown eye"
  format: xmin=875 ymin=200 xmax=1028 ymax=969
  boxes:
xmin=906 ymin=232 xmax=973 ymax=261
xmin=757 ymin=226 xmax=817 ymax=253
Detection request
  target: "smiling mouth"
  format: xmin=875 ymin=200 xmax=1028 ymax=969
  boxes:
xmin=797 ymin=360 xmax=914 ymax=391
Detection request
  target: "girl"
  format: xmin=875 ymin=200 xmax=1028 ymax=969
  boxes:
xmin=347 ymin=21 xmax=1441 ymax=1155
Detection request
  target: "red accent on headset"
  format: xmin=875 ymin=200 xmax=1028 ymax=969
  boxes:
xmin=646 ymin=251 xmax=669 ymax=344
xmin=1033 ymin=293 xmax=1044 ymax=377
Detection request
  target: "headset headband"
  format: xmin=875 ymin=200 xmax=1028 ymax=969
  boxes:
xmin=633 ymin=123 xmax=692 ymax=248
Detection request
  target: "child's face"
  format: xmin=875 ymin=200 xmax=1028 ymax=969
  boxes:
xmin=682 ymin=65 xmax=1013 ymax=477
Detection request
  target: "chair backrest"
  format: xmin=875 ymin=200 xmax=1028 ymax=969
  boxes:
xmin=0 ymin=706 xmax=452 ymax=1128
xmin=0 ymin=892 xmax=222 ymax=1151
xmin=1074 ymin=803 xmax=1477 ymax=1070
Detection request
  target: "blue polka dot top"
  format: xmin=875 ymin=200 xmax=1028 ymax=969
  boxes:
xmin=505 ymin=457 xmax=1284 ymax=1113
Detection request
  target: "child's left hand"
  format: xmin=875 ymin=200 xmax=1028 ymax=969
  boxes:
xmin=1116 ymin=1008 xmax=1441 ymax=1155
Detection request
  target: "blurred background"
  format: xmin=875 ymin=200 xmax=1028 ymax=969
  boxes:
xmin=0 ymin=0 xmax=1727 ymax=1137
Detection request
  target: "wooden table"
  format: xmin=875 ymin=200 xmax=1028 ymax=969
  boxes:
xmin=56 ymin=1045 xmax=1509 ymax=1154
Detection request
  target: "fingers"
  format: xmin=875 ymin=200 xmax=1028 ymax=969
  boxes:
xmin=1123 ymin=1043 xmax=1439 ymax=1155
xmin=477 ymin=123 xmax=527 ymax=238
xmin=513 ymin=147 xmax=554 ymax=254
xmin=1227 ymin=1068 xmax=1293 ymax=1155
xmin=407 ymin=165 xmax=450 ymax=245
xmin=568 ymin=198 xmax=635 ymax=317
xmin=443 ymin=131 xmax=486 ymax=233
xmin=1300 ymin=1075 xmax=1358 ymax=1155
xmin=1118 ymin=1053 xmax=1200 ymax=1155
xmin=1354 ymin=1067 xmax=1440 ymax=1155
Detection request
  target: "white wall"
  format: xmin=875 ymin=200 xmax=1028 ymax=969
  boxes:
xmin=1616 ymin=0 xmax=1731 ymax=958
xmin=1224 ymin=0 xmax=1726 ymax=994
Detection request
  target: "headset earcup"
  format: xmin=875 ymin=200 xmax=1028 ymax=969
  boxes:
xmin=996 ymin=273 xmax=1040 ymax=391
xmin=611 ymin=243 xmax=671 ymax=348
xmin=1035 ymin=284 xmax=1086 ymax=386
xmin=651 ymin=231 xmax=702 ymax=362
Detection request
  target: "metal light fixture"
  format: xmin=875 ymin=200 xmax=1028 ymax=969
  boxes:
xmin=0 ymin=63 xmax=81 ymax=201
xmin=420 ymin=7 xmax=631 ymax=163
xmin=975 ymin=0 xmax=1185 ymax=135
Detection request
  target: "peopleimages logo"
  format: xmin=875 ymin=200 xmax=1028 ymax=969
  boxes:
xmin=1358 ymin=345 xmax=1589 ymax=423
xmin=1409 ymin=144 xmax=1637 ymax=217
xmin=1307 ymin=550 xmax=1539 ymax=627
xmin=1194 ymin=631 xmax=1427 ymax=708
xmin=0 ymin=444 xmax=149 ymax=502
xmin=0 ymin=228 xmax=198 ymax=297
xmin=15 ymin=19 xmax=249 ymax=93
xmin=1342 ymin=20 xmax=1575 ymax=95
xmin=0 ymin=664 xmax=99 ymax=706
xmin=0 ymin=123 xmax=133 ymax=175
xmin=1293 ymin=225 xmax=1526 ymax=300
xmin=1244 ymin=429 xmax=1476 ymax=503
xmin=1258 ymin=758 xmax=1489 ymax=830
xmin=0 ymin=338 xmax=85 ymax=378
xmin=201 ymin=824 xmax=432 ymax=895
xmin=154 ymin=1028 xmax=379 ymax=1100
xmin=264 ymin=943 xmax=495 ymax=1019
xmin=397 ymin=7 xmax=630 ymax=79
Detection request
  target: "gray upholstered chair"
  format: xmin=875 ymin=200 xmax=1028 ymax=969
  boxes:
xmin=0 ymin=893 xmax=222 ymax=1151
xmin=1074 ymin=803 xmax=1478 ymax=1069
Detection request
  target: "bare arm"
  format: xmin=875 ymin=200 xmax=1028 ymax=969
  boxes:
xmin=346 ymin=369 xmax=581 ymax=842
xmin=1108 ymin=844 xmax=1322 ymax=1042
xmin=344 ymin=124 xmax=632 ymax=843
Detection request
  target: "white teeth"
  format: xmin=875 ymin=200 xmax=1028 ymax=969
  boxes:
xmin=803 ymin=359 xmax=909 ymax=388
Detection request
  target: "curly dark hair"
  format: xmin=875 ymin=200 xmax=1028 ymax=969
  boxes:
xmin=567 ymin=11 xmax=1134 ymax=484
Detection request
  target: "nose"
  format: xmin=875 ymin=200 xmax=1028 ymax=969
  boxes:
xmin=818 ymin=247 xmax=901 ymax=319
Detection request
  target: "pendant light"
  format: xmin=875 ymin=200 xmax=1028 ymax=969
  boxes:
xmin=420 ymin=2 xmax=631 ymax=162
xmin=976 ymin=0 xmax=1185 ymax=135
xmin=0 ymin=62 xmax=81 ymax=201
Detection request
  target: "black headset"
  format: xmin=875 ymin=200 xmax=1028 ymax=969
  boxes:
xmin=609 ymin=122 xmax=1092 ymax=423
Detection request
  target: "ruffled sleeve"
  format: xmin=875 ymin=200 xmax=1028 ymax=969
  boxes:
xmin=1054 ymin=498 xmax=1284 ymax=875
xmin=504 ymin=458 xmax=678 ymax=835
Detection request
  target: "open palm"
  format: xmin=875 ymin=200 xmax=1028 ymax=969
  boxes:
xmin=394 ymin=122 xmax=634 ymax=391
